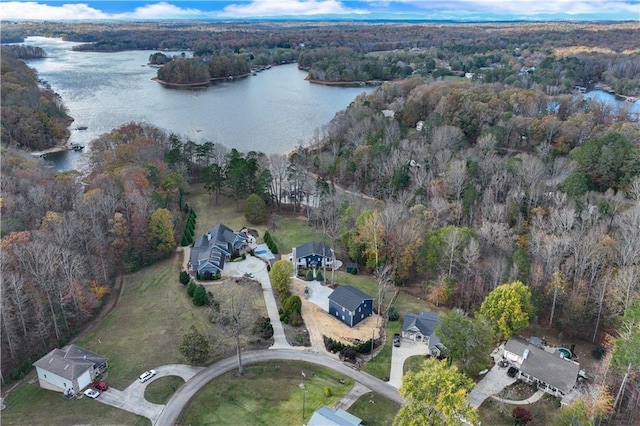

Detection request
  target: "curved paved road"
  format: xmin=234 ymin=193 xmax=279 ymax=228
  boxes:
xmin=155 ymin=348 xmax=403 ymax=426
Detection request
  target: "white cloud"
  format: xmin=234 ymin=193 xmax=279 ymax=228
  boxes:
xmin=1 ymin=2 xmax=109 ymax=20
xmin=123 ymin=2 xmax=205 ymax=18
xmin=221 ymin=0 xmax=368 ymax=17
xmin=388 ymin=0 xmax=639 ymax=17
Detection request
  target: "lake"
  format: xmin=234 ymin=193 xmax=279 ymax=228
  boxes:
xmin=22 ymin=37 xmax=373 ymax=172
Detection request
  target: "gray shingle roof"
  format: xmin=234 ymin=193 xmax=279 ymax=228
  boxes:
xmin=402 ymin=311 xmax=441 ymax=348
xmin=33 ymin=345 xmax=107 ymax=381
xmin=294 ymin=241 xmax=333 ymax=259
xmin=506 ymin=337 xmax=580 ymax=393
xmin=190 ymin=223 xmax=247 ymax=273
xmin=328 ymin=285 xmax=373 ymax=312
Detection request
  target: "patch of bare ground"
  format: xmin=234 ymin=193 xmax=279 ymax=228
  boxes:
xmin=289 ymin=278 xmax=381 ymax=353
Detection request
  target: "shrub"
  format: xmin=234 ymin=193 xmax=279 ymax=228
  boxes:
xmin=187 ymin=281 xmax=197 ymax=297
xmin=284 ymin=295 xmax=302 ymax=315
xmin=179 ymin=270 xmax=191 ymax=285
xmin=592 ymin=345 xmax=606 ymax=359
xmin=316 ymin=270 xmax=323 ymax=282
xmin=306 ymin=269 xmax=314 ymax=281
xmin=387 ymin=305 xmax=400 ymax=321
xmin=341 ymin=347 xmax=357 ymax=361
xmin=289 ymin=312 xmax=303 ymax=327
xmin=324 ymin=386 xmax=332 ymax=397
xmin=252 ymin=317 xmax=274 ymax=339
xmin=192 ymin=284 xmax=207 ymax=306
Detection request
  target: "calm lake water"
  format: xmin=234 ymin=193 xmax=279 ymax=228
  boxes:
xmin=23 ymin=37 xmax=373 ymax=171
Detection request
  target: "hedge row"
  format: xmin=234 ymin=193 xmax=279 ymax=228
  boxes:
xmin=263 ymin=230 xmax=279 ymax=254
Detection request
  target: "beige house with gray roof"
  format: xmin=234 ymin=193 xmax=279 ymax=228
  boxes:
xmin=33 ymin=345 xmax=108 ymax=396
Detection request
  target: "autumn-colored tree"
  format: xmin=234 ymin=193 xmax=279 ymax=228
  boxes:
xmin=394 ymin=357 xmax=478 ymax=426
xmin=269 ymin=259 xmax=293 ymax=294
xmin=479 ymin=281 xmax=534 ymax=340
xmin=512 ymin=407 xmax=532 ymax=425
xmin=149 ymin=208 xmax=175 ymax=258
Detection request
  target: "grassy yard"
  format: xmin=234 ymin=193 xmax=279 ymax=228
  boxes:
xmin=178 ymin=361 xmax=354 ymax=425
xmin=145 ymin=376 xmax=186 ymax=404
xmin=187 ymin=186 xmax=269 ymax=240
xmin=270 ymin=216 xmax=326 ymax=255
xmin=1 ymin=381 xmax=149 ymax=426
xmin=348 ymin=391 xmax=401 ymax=425
xmin=479 ymin=393 xmax=562 ymax=425
xmin=76 ymin=255 xmax=216 ymax=389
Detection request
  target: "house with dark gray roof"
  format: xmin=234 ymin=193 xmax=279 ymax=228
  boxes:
xmin=308 ymin=405 xmax=362 ymax=426
xmin=292 ymin=241 xmax=334 ymax=274
xmin=189 ymin=223 xmax=249 ymax=277
xmin=328 ymin=285 xmax=373 ymax=327
xmin=402 ymin=311 xmax=444 ymax=357
xmin=33 ymin=345 xmax=108 ymax=396
xmin=504 ymin=337 xmax=580 ymax=398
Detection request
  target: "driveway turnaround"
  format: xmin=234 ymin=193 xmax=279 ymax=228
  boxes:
xmin=96 ymin=364 xmax=204 ymax=424
xmin=156 ymin=348 xmax=403 ymax=426
xmin=388 ymin=338 xmax=428 ymax=388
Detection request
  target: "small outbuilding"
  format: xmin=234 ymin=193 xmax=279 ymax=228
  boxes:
xmin=328 ymin=285 xmax=373 ymax=327
xmin=33 ymin=345 xmax=108 ymax=396
xmin=308 ymin=405 xmax=362 ymax=426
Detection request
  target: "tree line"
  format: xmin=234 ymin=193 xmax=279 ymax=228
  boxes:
xmin=4 ymin=21 xmax=638 ymax=95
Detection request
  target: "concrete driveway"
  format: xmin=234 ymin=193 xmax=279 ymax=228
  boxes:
xmin=96 ymin=364 xmax=204 ymax=424
xmin=467 ymin=361 xmax=516 ymax=408
xmin=299 ymin=278 xmax=333 ymax=312
xmin=388 ymin=338 xmax=428 ymax=389
xmin=224 ymin=256 xmax=290 ymax=349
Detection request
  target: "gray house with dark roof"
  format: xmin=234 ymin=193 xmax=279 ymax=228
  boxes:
xmin=328 ymin=285 xmax=373 ymax=327
xmin=33 ymin=345 xmax=108 ymax=396
xmin=504 ymin=337 xmax=580 ymax=398
xmin=292 ymin=241 xmax=334 ymax=273
xmin=189 ymin=223 xmax=249 ymax=277
xmin=402 ymin=311 xmax=444 ymax=357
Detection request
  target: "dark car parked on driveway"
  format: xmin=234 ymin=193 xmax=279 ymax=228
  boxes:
xmin=393 ymin=333 xmax=401 ymax=347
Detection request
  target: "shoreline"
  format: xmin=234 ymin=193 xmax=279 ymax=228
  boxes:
xmin=151 ymin=72 xmax=252 ymax=87
xmin=304 ymin=75 xmax=384 ymax=87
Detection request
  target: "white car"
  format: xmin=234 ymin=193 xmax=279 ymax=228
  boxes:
xmin=138 ymin=369 xmax=157 ymax=383
xmin=84 ymin=388 xmax=100 ymax=399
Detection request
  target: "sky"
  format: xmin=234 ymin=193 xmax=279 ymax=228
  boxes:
xmin=1 ymin=0 xmax=639 ymax=21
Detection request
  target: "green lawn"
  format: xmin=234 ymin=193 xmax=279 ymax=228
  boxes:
xmin=348 ymin=392 xmax=401 ymax=426
xmin=478 ymin=393 xmax=562 ymax=425
xmin=271 ymin=217 xmax=326 ymax=255
xmin=1 ymin=381 xmax=149 ymax=426
xmin=178 ymin=361 xmax=354 ymax=425
xmin=187 ymin=186 xmax=269 ymax=239
xmin=145 ymin=376 xmax=186 ymax=404
xmin=76 ymin=255 xmax=217 ymax=389
xmin=403 ymin=355 xmax=426 ymax=375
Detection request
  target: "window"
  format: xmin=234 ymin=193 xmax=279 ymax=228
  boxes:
xmin=44 ymin=374 xmax=47 ymax=378
xmin=342 ymin=315 xmax=345 ymax=321
xmin=361 ymin=314 xmax=364 ymax=319
xmin=342 ymin=307 xmax=345 ymax=312
xmin=358 ymin=307 xmax=361 ymax=312
xmin=335 ymin=312 xmax=339 ymax=317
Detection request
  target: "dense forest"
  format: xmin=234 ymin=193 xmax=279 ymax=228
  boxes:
xmin=3 ymin=21 xmax=639 ymax=93
xmin=1 ymin=21 xmax=639 ymax=423
xmin=0 ymin=47 xmax=72 ymax=151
